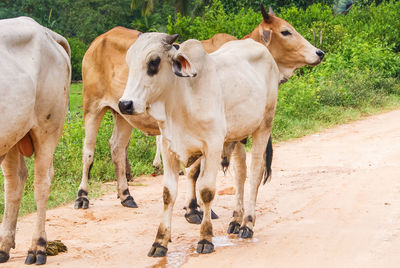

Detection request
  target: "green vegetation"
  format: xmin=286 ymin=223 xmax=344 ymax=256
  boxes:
xmin=1 ymin=0 xmax=400 ymax=218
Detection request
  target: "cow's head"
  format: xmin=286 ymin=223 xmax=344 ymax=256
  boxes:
xmin=119 ymin=32 xmax=197 ymax=115
xmin=254 ymin=5 xmax=324 ymax=81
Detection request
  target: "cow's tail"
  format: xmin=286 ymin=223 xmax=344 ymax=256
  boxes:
xmin=263 ymin=135 xmax=273 ymax=184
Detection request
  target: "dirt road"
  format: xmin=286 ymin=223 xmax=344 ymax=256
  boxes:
xmin=2 ymin=109 xmax=400 ymax=268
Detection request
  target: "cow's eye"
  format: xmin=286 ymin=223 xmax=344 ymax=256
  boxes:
xmin=147 ymin=57 xmax=161 ymax=76
xmin=281 ymin=30 xmax=291 ymax=36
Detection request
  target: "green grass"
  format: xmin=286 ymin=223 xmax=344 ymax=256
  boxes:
xmin=1 ymin=74 xmax=400 ymax=219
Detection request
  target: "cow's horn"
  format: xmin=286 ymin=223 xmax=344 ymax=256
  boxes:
xmin=260 ymin=4 xmax=270 ymax=22
xmin=164 ymin=34 xmax=179 ymax=45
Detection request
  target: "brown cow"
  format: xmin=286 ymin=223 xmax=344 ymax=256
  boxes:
xmin=74 ymin=5 xmax=324 ymax=215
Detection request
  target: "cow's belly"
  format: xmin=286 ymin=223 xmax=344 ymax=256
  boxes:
xmin=222 ymin=78 xmax=268 ymax=141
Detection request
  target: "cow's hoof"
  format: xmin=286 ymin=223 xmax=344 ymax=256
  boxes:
xmin=227 ymin=221 xmax=241 ymax=234
xmin=185 ymin=209 xmax=218 ymax=224
xmin=196 ymin=239 xmax=214 ymax=254
xmin=148 ymin=243 xmax=168 ymax=257
xmin=238 ymin=226 xmax=254 ymax=239
xmin=25 ymin=250 xmax=36 ymax=265
xmin=0 ymin=250 xmax=9 ymax=263
xmin=121 ymin=196 xmax=138 ymax=208
xmin=184 ymin=209 xmax=202 ymax=224
xmin=178 ymin=170 xmax=184 ymax=175
xmin=35 ymin=251 xmax=46 ymax=265
xmin=211 ymin=209 xmax=219 ymax=219
xmin=74 ymin=197 xmax=89 ymax=209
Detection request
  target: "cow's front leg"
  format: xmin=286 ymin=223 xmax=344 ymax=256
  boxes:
xmin=239 ymin=129 xmax=272 ymax=239
xmin=75 ymin=108 xmax=107 ymax=209
xmin=195 ymin=150 xmax=220 ymax=254
xmin=148 ymin=137 xmax=180 ymax=257
xmin=227 ymin=143 xmax=246 ymax=235
xmin=109 ymin=111 xmax=137 ymax=208
xmin=0 ymin=147 xmax=28 ymax=263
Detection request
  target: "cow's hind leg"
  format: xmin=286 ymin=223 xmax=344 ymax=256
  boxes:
xmin=75 ymin=108 xmax=107 ymax=209
xmin=227 ymin=143 xmax=246 ymax=234
xmin=25 ymin=136 xmax=58 ymax=265
xmin=183 ymin=159 xmax=218 ymax=224
xmin=238 ymin=128 xmax=272 ymax=239
xmin=148 ymin=136 xmax=180 ymax=257
xmin=184 ymin=159 xmax=202 ymax=224
xmin=0 ymin=146 xmax=28 ymax=263
xmin=152 ymin=135 xmax=162 ymax=173
xmin=109 ymin=111 xmax=137 ymax=208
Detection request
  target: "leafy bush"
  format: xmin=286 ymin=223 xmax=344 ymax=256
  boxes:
xmin=67 ymin=38 xmax=88 ymax=81
xmin=167 ymin=0 xmax=260 ymax=41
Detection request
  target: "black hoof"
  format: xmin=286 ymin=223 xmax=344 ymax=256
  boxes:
xmin=0 ymin=250 xmax=9 ymax=263
xmin=35 ymin=251 xmax=46 ymax=265
xmin=238 ymin=226 xmax=254 ymax=239
xmin=121 ymin=196 xmax=138 ymax=208
xmin=196 ymin=239 xmax=214 ymax=254
xmin=148 ymin=242 xmax=168 ymax=257
xmin=211 ymin=209 xmax=219 ymax=219
xmin=25 ymin=250 xmax=36 ymax=265
xmin=178 ymin=171 xmax=184 ymax=175
xmin=184 ymin=209 xmax=202 ymax=224
xmin=227 ymin=221 xmax=241 ymax=234
xmin=74 ymin=197 xmax=89 ymax=209
xmin=185 ymin=208 xmax=218 ymax=224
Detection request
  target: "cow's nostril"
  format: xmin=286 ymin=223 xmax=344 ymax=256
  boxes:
xmin=118 ymin=100 xmax=133 ymax=115
xmin=316 ymin=49 xmax=325 ymax=60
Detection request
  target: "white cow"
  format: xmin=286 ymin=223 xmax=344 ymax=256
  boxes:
xmin=118 ymin=32 xmax=284 ymax=256
xmin=0 ymin=17 xmax=71 ymax=264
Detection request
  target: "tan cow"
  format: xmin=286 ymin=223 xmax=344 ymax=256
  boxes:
xmin=75 ymin=5 xmax=324 ymax=214
xmin=0 ymin=17 xmax=71 ymax=264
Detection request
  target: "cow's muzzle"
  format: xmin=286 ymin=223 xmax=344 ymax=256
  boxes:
xmin=316 ymin=49 xmax=325 ymax=60
xmin=118 ymin=100 xmax=134 ymax=115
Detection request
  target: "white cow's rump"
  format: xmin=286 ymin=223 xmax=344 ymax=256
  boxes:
xmin=119 ymin=33 xmax=279 ymax=256
xmin=0 ymin=17 xmax=70 ymax=265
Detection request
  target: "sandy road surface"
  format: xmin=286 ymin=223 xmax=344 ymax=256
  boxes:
xmin=2 ymin=109 xmax=400 ymax=268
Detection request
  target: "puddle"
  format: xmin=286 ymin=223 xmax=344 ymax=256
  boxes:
xmin=150 ymin=245 xmax=195 ymax=268
xmin=150 ymin=235 xmax=259 ymax=268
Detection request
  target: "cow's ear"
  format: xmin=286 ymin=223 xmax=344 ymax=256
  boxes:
xmin=260 ymin=29 xmax=272 ymax=46
xmin=172 ymin=53 xmax=197 ymax=78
